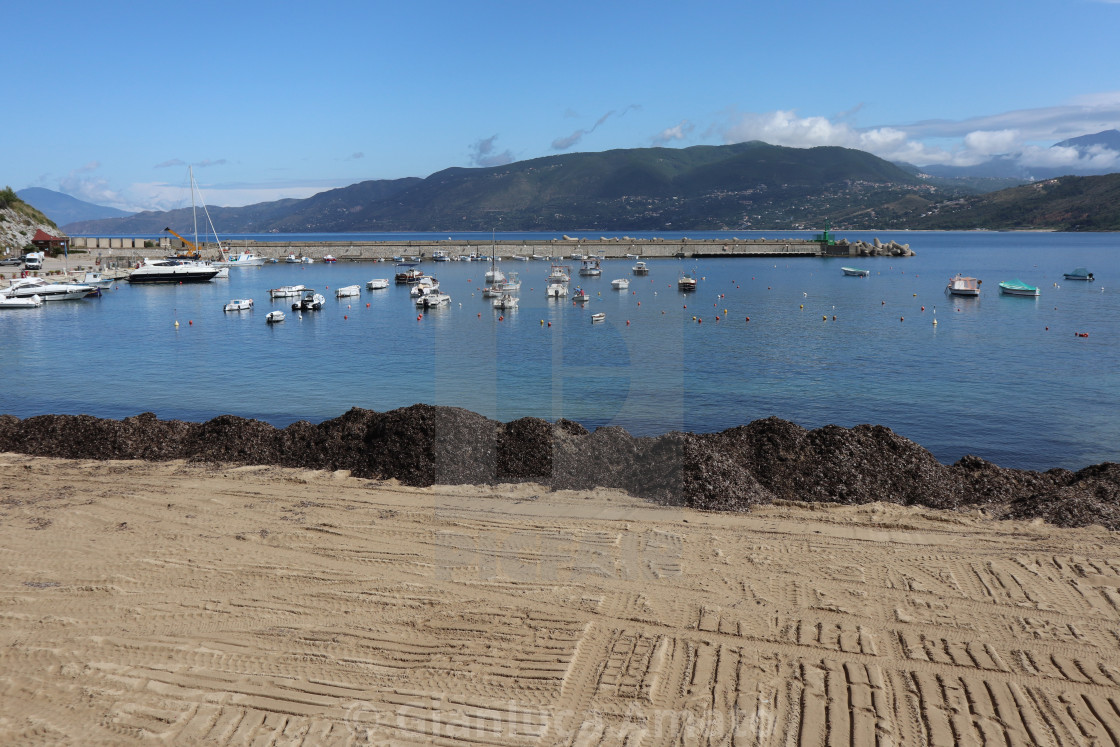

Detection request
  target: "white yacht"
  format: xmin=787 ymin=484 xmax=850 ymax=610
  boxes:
xmin=2 ymin=276 xmax=95 ymax=300
xmin=127 ymin=258 xmax=219 ymax=284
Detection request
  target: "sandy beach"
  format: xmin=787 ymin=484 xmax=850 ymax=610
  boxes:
xmin=2 ymin=452 xmax=1119 ymax=745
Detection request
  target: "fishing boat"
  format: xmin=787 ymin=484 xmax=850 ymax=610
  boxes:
xmin=591 ymin=312 xmax=606 ymax=323
xmin=269 ymin=284 xmax=306 ymax=299
xmin=492 ymin=292 xmax=519 ymax=310
xmin=632 ymin=261 xmax=649 ymax=275
xmin=572 ymin=287 xmax=591 ymax=303
xmin=432 ymin=250 xmax=450 ymax=262
xmin=485 ymin=258 xmax=505 ymax=284
xmin=998 ymin=279 xmax=1040 ymax=297
xmin=547 ymin=264 xmax=571 ymax=284
xmin=1064 ymin=267 xmax=1095 ymax=281
xmin=611 ymin=278 xmax=630 ymax=290
xmin=394 ymin=263 xmax=424 ymax=284
xmin=578 ymin=257 xmax=602 ymax=276
xmin=366 ymin=278 xmax=389 ymax=290
xmin=323 ymin=255 xmax=337 ymax=263
xmin=946 ymin=274 xmax=981 ymax=297
xmin=678 ymin=271 xmax=698 ymax=291
xmin=224 ymin=298 xmax=254 ymax=312
xmin=335 ymin=285 xmax=361 ymax=298
xmin=81 ymin=271 xmax=116 ymax=291
xmin=265 ymin=310 xmax=285 ymax=324
xmin=842 ymin=267 xmax=870 ymax=277
xmin=546 ymin=283 xmax=568 ymax=298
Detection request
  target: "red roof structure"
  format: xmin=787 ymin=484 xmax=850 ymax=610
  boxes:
xmin=31 ymin=230 xmax=66 ymax=250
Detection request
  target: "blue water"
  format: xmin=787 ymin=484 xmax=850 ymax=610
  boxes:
xmin=2 ymin=231 xmax=1117 ymax=471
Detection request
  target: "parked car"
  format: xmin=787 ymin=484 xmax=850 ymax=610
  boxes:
xmin=0 ymin=257 xmax=22 ymax=266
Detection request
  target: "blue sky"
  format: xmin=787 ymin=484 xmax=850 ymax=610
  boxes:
xmin=8 ymin=0 xmax=1120 ymax=211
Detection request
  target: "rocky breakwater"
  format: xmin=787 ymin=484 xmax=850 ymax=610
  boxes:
xmin=836 ymin=237 xmax=915 ymax=256
xmin=1 ymin=405 xmax=1117 ymax=529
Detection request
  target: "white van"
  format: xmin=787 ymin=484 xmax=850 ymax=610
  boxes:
xmin=23 ymin=252 xmax=44 ymax=270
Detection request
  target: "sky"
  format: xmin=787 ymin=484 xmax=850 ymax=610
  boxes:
xmin=6 ymin=0 xmax=1120 ymax=212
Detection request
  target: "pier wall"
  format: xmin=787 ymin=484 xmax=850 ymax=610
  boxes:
xmin=69 ymin=237 xmax=856 ymax=260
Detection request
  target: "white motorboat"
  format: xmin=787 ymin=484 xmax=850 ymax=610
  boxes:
xmin=497 ymin=272 xmax=521 ymax=293
xmin=265 ymin=310 xmax=285 ymax=323
xmin=632 ymin=261 xmax=649 ymax=275
xmin=336 ymin=285 xmax=361 ymax=298
xmin=292 ymin=290 xmax=326 ymax=311
xmin=224 ymin=298 xmax=254 ymax=312
xmin=432 ymin=250 xmax=450 ymax=262
xmin=410 ymin=276 xmax=440 ymax=297
xmin=2 ymin=276 xmax=96 ymax=300
xmin=0 ymin=293 xmax=42 ymax=308
xmin=572 ymin=288 xmax=591 ymax=304
xmin=366 ymin=278 xmax=389 ymax=290
xmin=128 ymin=258 xmax=219 ymax=284
xmin=591 ymin=312 xmax=606 ymax=323
xmin=395 ymin=264 xmax=424 ymax=284
xmin=678 ymin=272 xmax=698 ymax=291
xmin=323 ymin=255 xmax=337 ymax=263
xmin=546 ymin=284 xmax=568 ymax=298
xmin=611 ymin=278 xmax=630 ymax=290
xmin=269 ymin=284 xmax=306 ymax=299
xmin=214 ymin=250 xmax=265 ymax=267
xmin=579 ymin=258 xmax=602 ymax=276
xmin=492 ymin=292 xmax=519 ymax=310
xmin=415 ymin=288 xmax=451 ymax=308
xmin=284 ymin=254 xmax=300 ymax=263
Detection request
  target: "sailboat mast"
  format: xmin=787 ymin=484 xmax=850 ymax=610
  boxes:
xmin=190 ymin=166 xmax=199 ymax=251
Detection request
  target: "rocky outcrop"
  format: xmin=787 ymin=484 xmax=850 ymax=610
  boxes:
xmin=1 ymin=406 xmax=1117 ymax=529
xmin=835 ymin=237 xmax=915 ymax=256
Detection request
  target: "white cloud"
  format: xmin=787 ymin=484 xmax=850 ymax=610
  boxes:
xmin=652 ymin=120 xmax=694 ymax=145
xmin=719 ymin=98 xmax=1120 ymax=171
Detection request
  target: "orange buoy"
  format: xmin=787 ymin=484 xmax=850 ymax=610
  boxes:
xmin=417 ymin=314 xmax=422 ymax=320
xmin=344 ymin=315 xmax=348 ymax=320
xmin=188 ymin=320 xmax=192 ymax=325
xmin=745 ymin=316 xmax=750 ymax=322
xmin=498 ymin=315 xmax=504 ymax=322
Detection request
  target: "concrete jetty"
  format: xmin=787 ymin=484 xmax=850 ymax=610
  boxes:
xmin=67 ymin=235 xmax=913 ymax=262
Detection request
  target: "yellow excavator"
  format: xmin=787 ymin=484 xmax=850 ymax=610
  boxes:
xmin=163 ymin=227 xmax=201 ymax=258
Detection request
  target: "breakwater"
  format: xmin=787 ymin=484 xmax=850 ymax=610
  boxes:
xmin=66 ymin=236 xmax=914 ymax=261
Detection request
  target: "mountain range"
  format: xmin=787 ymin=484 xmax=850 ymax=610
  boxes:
xmin=20 ymin=135 xmax=1120 ymax=235
xmin=16 ymin=187 xmax=134 ymax=226
xmin=58 ymin=142 xmax=933 ymax=234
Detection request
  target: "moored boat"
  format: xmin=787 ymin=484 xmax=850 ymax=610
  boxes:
xmin=224 ymin=298 xmax=254 ymax=312
xmin=842 ymin=267 xmax=870 ymax=277
xmin=395 ymin=264 xmax=424 ymax=284
xmin=366 ymin=278 xmax=389 ymax=290
xmin=0 ymin=293 xmax=42 ymax=308
xmin=414 ymin=288 xmax=451 ymax=308
xmin=265 ymin=310 xmax=285 ymax=323
xmin=292 ymin=290 xmax=325 ymax=311
xmin=214 ymin=250 xmax=265 ymax=267
xmin=335 ymin=285 xmax=361 ymax=298
xmin=323 ymin=255 xmax=337 ymax=263
xmin=579 ymin=257 xmax=602 ymax=276
xmin=591 ymin=312 xmax=606 ymax=323
xmin=269 ymin=284 xmax=306 ymax=299
xmin=1064 ymin=267 xmax=1095 ymax=281
xmin=3 ymin=276 xmax=97 ymax=300
xmin=128 ymin=258 xmax=219 ymax=284
xmin=678 ymin=271 xmax=698 ymax=291
xmin=946 ymin=274 xmax=981 ymax=297
xmin=632 ymin=261 xmax=649 ymax=275
xmin=611 ymin=278 xmax=630 ymax=290
xmin=998 ymin=279 xmax=1040 ymax=297
xmin=492 ymin=292 xmax=519 ymax=310
xmin=572 ymin=287 xmax=591 ymax=303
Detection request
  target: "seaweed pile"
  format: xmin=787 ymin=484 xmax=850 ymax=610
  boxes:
xmin=1 ymin=405 xmax=1117 ymax=530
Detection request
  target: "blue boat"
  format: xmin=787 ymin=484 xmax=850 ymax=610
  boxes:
xmin=1064 ymin=267 xmax=1094 ymax=281
xmin=998 ymin=279 xmax=1040 ymax=297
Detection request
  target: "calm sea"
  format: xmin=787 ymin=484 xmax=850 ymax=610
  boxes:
xmin=1 ymin=231 xmax=1116 ymax=471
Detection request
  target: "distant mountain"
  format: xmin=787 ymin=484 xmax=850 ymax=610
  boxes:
xmin=17 ymin=187 xmax=134 ymax=226
xmin=64 ymin=142 xmax=929 ymax=234
xmin=878 ymin=173 xmax=1120 ymax=231
xmin=1053 ymin=129 xmax=1120 ymax=152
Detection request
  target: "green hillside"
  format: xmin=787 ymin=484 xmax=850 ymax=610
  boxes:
xmin=64 ymin=142 xmax=929 ymax=234
xmin=879 ymin=173 xmax=1120 ymax=231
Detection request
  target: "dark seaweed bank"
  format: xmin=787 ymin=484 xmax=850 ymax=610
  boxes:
xmin=1 ymin=405 xmax=1117 ymax=530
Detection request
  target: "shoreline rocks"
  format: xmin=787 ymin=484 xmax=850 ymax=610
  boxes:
xmin=1 ymin=405 xmax=1116 ymax=529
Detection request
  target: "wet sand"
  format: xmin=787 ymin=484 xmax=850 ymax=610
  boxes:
xmin=2 ymin=452 xmax=1119 ymax=744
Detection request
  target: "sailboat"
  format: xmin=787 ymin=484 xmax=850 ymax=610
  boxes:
xmin=484 ymin=229 xmax=505 ymax=284
xmin=158 ymin=167 xmax=236 ymax=271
